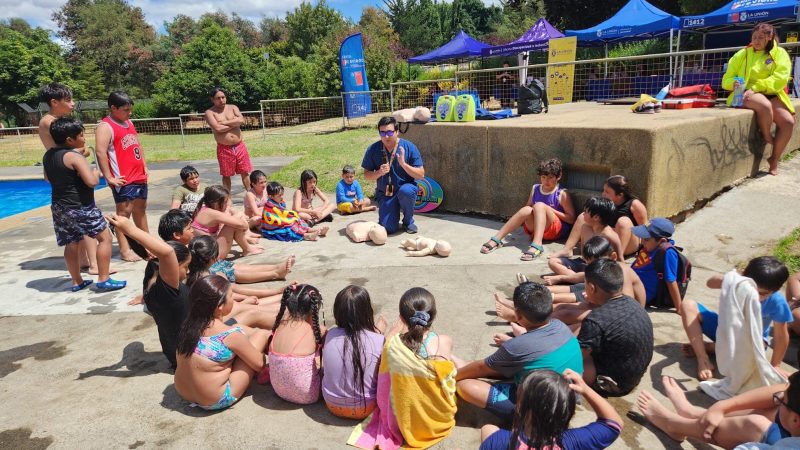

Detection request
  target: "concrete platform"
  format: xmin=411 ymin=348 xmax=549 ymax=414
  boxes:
xmin=404 ymin=101 xmax=800 ymax=218
xmin=1 ymin=155 xmax=799 ymax=448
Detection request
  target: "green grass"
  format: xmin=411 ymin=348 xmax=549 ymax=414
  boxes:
xmin=261 ymin=128 xmax=378 ymax=194
xmin=774 ymin=227 xmax=800 ymax=273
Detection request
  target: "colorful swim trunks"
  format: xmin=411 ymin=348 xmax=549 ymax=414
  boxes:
xmin=216 ymin=141 xmax=253 ymax=177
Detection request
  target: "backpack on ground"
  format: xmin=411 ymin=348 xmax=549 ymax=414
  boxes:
xmin=652 ymin=242 xmax=692 ymax=309
xmin=518 ymin=79 xmax=548 ymax=115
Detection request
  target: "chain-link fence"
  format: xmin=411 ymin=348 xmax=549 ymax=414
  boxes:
xmin=342 ymin=90 xmax=392 ymax=129
xmin=390 ymin=79 xmax=461 ymax=111
xmin=260 ymin=96 xmax=344 ymax=135
xmin=4 ymin=43 xmax=799 ymax=166
xmin=454 ymin=42 xmax=800 ymax=109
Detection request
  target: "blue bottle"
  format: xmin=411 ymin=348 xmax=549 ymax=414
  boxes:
xmin=731 ymin=76 xmax=745 ymax=107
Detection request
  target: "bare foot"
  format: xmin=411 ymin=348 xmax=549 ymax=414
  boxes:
xmin=767 ymin=157 xmax=779 ymax=176
xmin=317 ymin=226 xmax=329 ymax=237
xmin=697 ymin=357 xmax=715 ymax=381
xmin=365 ymin=206 xmax=377 ymax=212
xmin=303 ymin=231 xmax=319 ymax=241
xmin=88 ymin=266 xmax=118 ymax=276
xmin=493 ymin=333 xmax=512 ymax=345
xmin=375 ymin=315 xmax=388 ymax=334
xmin=120 ymin=250 xmax=142 ymax=262
xmin=127 ymin=294 xmax=144 ymax=306
xmin=494 ymin=293 xmax=516 ymax=322
xmin=637 ymin=390 xmax=687 ymax=442
xmin=243 ymin=245 xmax=264 ymax=256
xmin=662 ymin=376 xmax=705 ymax=418
xmin=542 ymin=274 xmax=563 ymax=286
xmin=682 ymin=342 xmax=715 ymax=358
xmin=276 ymin=255 xmax=295 ymax=279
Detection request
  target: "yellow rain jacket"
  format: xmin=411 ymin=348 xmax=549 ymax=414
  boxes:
xmin=722 ymin=41 xmax=795 ymax=114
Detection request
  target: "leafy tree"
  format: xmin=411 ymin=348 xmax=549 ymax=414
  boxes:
xmin=285 ymin=1 xmax=349 ymax=59
xmin=53 ymin=0 xmax=157 ymax=93
xmin=152 ymin=23 xmax=276 ymax=115
xmin=260 ymin=17 xmax=289 ymax=46
xmin=0 ymin=20 xmax=78 ymax=124
xmin=358 ymin=7 xmax=407 ymax=89
xmin=384 ymin=0 xmax=448 ymax=55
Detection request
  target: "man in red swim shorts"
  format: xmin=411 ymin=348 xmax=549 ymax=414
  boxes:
xmin=205 ymin=87 xmax=253 ymax=193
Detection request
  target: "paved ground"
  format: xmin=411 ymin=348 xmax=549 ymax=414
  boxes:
xmin=1 ymin=155 xmax=799 ymax=449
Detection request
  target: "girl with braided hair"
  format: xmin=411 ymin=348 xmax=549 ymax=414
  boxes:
xmin=268 ymin=283 xmax=326 ymax=404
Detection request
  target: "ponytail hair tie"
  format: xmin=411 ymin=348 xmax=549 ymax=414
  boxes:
xmin=409 ymin=310 xmax=430 ymax=327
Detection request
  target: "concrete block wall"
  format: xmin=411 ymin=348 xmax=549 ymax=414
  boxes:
xmin=404 ymin=101 xmax=800 ymax=219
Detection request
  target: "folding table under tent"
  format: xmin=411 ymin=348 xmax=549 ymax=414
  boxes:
xmin=407 ymin=30 xmax=491 ymax=63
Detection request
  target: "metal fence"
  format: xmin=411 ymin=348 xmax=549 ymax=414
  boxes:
xmin=4 ymin=43 xmax=799 ymax=165
xmin=451 ymin=42 xmax=800 ymax=109
xmin=390 ymin=79 xmax=460 ymax=111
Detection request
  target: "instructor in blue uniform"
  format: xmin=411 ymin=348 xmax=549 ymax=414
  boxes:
xmin=362 ymin=116 xmax=424 ymax=234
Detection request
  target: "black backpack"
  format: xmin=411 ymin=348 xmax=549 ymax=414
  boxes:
xmin=652 ymin=242 xmax=692 ymax=309
xmin=518 ymin=79 xmax=548 ymax=114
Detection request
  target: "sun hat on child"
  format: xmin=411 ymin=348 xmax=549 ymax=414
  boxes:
xmin=632 ymin=217 xmax=674 ymax=239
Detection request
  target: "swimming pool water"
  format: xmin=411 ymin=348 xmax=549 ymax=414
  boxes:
xmin=0 ymin=178 xmax=108 ymax=219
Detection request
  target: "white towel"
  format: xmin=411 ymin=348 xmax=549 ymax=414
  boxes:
xmin=699 ymin=270 xmax=787 ymax=400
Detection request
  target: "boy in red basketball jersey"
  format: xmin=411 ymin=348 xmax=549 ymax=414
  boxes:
xmin=95 ymin=91 xmax=150 ymax=262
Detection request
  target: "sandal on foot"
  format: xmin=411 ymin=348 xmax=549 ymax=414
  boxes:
xmin=70 ymin=280 xmax=93 ymax=292
xmin=96 ymin=278 xmax=127 ymax=291
xmin=480 ymin=237 xmax=503 ymax=254
xmin=520 ymin=243 xmax=544 ymax=261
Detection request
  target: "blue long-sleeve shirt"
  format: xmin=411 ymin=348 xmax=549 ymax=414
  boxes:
xmin=336 ymin=178 xmax=364 ymax=204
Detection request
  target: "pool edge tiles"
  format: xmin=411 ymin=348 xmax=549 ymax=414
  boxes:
xmin=0 ymin=169 xmax=175 ymax=233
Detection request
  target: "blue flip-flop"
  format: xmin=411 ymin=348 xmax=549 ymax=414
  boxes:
xmin=70 ymin=280 xmax=93 ymax=292
xmin=96 ymin=278 xmax=126 ymax=291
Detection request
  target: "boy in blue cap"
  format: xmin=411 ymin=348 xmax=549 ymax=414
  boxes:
xmin=631 ymin=218 xmax=683 ymax=310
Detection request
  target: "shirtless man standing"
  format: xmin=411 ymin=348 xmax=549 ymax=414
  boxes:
xmin=204 ymin=88 xmax=252 ymax=193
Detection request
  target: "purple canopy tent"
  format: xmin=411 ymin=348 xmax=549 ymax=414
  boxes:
xmin=481 ymin=18 xmax=565 ymax=57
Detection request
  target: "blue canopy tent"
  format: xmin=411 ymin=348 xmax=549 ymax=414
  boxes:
xmin=682 ymin=0 xmax=800 ymax=49
xmin=565 ymin=0 xmax=680 ymax=95
xmin=565 ymin=0 xmax=681 ymax=63
xmin=480 ymin=18 xmax=565 ymax=57
xmin=682 ymin=0 xmax=798 ymax=31
xmin=408 ymin=30 xmax=490 ymax=63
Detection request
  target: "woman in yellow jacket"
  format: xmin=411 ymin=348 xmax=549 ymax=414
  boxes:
xmin=723 ymin=23 xmax=795 ymax=175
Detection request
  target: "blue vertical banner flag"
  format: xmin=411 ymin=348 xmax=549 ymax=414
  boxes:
xmin=339 ymin=33 xmax=372 ymax=118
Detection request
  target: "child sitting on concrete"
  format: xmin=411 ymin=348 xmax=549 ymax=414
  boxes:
xmin=681 ymin=256 xmax=791 ymax=382
xmin=547 ymin=196 xmax=624 ymax=280
xmin=336 ymin=165 xmax=376 ymax=215
xmin=579 ymin=258 xmax=653 ymax=396
xmin=480 ymin=158 xmax=575 ymax=261
xmin=630 ymin=217 xmax=685 ymax=310
xmin=170 ymin=165 xmax=205 ymax=213
xmin=496 ymin=236 xmax=645 ymax=336
xmin=261 ymin=182 xmax=329 ymax=241
xmin=452 ymin=282 xmax=583 ymax=420
xmin=244 ymin=170 xmax=268 ymax=230
xmin=43 ymin=118 xmax=125 ymax=292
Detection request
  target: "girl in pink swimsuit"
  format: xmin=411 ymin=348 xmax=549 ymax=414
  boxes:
xmin=192 ymin=185 xmax=263 ymax=260
xmin=268 ymin=283 xmax=326 ymax=405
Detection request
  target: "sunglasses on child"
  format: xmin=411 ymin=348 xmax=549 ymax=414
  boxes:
xmin=379 ymin=130 xmax=396 ymax=137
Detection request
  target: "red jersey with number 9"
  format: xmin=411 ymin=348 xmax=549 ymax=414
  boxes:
xmin=101 ymin=116 xmax=147 ymax=185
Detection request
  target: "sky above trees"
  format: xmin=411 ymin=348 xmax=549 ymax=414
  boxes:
xmin=1 ymin=0 xmax=501 ymax=32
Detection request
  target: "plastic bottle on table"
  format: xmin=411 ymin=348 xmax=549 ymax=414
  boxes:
xmin=731 ymin=76 xmax=745 ymax=107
